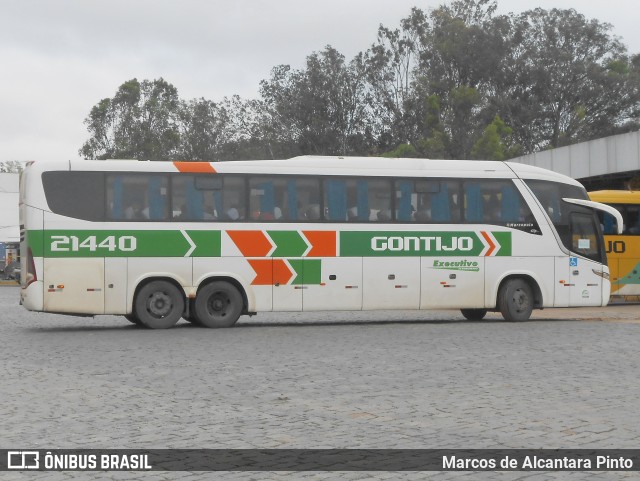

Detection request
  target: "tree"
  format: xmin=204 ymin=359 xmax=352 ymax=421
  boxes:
xmin=500 ymin=8 xmax=639 ymax=150
xmin=375 ymin=0 xmax=639 ymax=158
xmin=377 ymin=0 xmax=513 ymax=159
xmin=381 ymin=143 xmax=418 ymax=158
xmin=254 ymin=46 xmax=371 ymax=157
xmin=471 ymin=115 xmax=521 ymax=160
xmin=177 ymin=98 xmax=230 ymax=161
xmin=416 ymin=94 xmax=449 ymax=158
xmin=79 ymin=78 xmax=181 ymax=160
xmin=365 ymin=9 xmax=426 ymax=151
xmin=415 ymin=0 xmax=511 ymax=158
xmin=78 ymin=1 xmax=640 ymax=163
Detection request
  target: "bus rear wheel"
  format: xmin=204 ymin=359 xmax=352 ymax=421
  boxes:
xmin=498 ymin=278 xmax=533 ymax=322
xmin=124 ymin=313 xmax=142 ymax=325
xmin=183 ymin=300 xmax=202 ymax=325
xmin=460 ymin=309 xmax=487 ymax=321
xmin=194 ymin=281 xmax=243 ymax=328
xmin=134 ymin=280 xmax=184 ymax=329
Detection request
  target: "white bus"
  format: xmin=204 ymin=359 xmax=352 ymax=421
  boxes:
xmin=19 ymin=156 xmax=622 ymax=328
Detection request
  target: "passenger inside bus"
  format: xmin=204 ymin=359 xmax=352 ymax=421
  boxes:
xmin=125 ymin=199 xmax=149 ymax=220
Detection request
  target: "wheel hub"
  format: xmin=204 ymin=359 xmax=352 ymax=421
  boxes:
xmin=513 ymin=289 xmax=528 ymax=312
xmin=212 ymin=298 xmax=224 ymax=311
xmin=148 ymin=292 xmax=172 ymax=317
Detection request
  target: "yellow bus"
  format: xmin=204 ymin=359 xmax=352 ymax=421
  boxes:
xmin=589 ymin=190 xmax=640 ymax=300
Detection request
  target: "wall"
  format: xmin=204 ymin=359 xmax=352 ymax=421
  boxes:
xmin=0 ymin=173 xmax=19 ymax=244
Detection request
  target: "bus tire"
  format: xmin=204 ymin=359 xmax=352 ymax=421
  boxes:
xmin=183 ymin=300 xmax=202 ymax=325
xmin=194 ymin=281 xmax=243 ymax=328
xmin=460 ymin=309 xmax=487 ymax=321
xmin=498 ymin=278 xmax=533 ymax=322
xmin=124 ymin=314 xmax=142 ymax=325
xmin=183 ymin=314 xmax=202 ymax=326
xmin=134 ymin=280 xmax=184 ymax=329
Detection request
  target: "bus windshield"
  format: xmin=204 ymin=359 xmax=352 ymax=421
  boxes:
xmin=525 ymin=180 xmax=605 ymax=264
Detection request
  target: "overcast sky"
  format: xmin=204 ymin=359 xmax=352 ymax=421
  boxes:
xmin=1 ymin=0 xmax=638 ymax=163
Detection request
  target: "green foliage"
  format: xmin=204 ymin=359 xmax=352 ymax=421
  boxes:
xmin=80 ymin=78 xmax=181 ymax=160
xmin=78 ymin=1 xmax=640 ymax=162
xmin=382 ymin=143 xmax=418 ymax=158
xmin=471 ymin=115 xmax=520 ymax=160
xmin=178 ymin=98 xmax=230 ymax=161
xmin=256 ymin=46 xmax=370 ymax=158
xmin=417 ymin=130 xmax=450 ymax=159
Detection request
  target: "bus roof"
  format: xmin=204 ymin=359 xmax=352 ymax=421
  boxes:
xmin=25 ymin=156 xmax=582 ymax=185
xmin=589 ymin=190 xmax=640 ymax=204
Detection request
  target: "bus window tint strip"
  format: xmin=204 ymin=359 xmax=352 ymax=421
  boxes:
xmin=42 ymin=171 xmax=105 ymax=222
xmin=42 ymin=171 xmax=539 ymax=231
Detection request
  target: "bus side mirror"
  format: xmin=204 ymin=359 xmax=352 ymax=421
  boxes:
xmin=563 ymin=198 xmax=624 ymax=235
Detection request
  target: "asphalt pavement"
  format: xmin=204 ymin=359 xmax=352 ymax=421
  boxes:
xmin=1 ymin=285 xmax=639 ymax=480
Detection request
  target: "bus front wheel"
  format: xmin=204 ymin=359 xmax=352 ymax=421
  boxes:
xmin=498 ymin=278 xmax=533 ymax=322
xmin=194 ymin=281 xmax=243 ymax=328
xmin=460 ymin=309 xmax=487 ymax=321
xmin=134 ymin=280 xmax=184 ymax=329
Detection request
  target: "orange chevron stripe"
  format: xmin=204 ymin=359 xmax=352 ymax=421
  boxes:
xmin=248 ymin=259 xmax=273 ymax=285
xmin=227 ymin=231 xmax=272 ymax=257
xmin=173 ymin=161 xmax=217 ymax=173
xmin=273 ymin=259 xmax=294 ymax=285
xmin=481 ymin=231 xmax=496 ymax=256
xmin=303 ymin=231 xmax=336 ymax=257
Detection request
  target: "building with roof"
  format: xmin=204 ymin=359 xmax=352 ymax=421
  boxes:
xmin=511 ymin=130 xmax=640 ymax=190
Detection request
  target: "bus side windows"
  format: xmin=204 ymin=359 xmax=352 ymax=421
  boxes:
xmin=107 ymin=174 xmax=168 ymax=221
xmin=600 ymin=212 xmax=619 ymax=235
xmin=392 ymin=179 xmax=467 ymax=224
xmin=249 ymin=177 xmax=320 ymax=222
xmin=249 ymin=178 xmax=285 ymax=221
xmin=93 ymin=173 xmax=538 ymax=228
xmin=462 ymin=180 xmax=535 ymax=228
xmin=220 ymin=176 xmax=246 ymax=221
xmin=597 ymin=204 xmax=640 ymax=236
xmin=606 ymin=205 xmax=640 ymax=235
xmin=363 ymin=179 xmax=391 ymax=222
xmin=172 ymin=175 xmax=218 ymax=221
xmin=626 ymin=206 xmax=640 ymax=234
xmin=324 ymin=178 xmax=391 ymax=223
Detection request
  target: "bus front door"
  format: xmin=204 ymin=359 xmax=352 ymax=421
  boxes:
xmin=555 ymin=256 xmax=604 ymax=307
xmin=566 ymin=212 xmax=605 ymax=307
xmin=568 ymin=257 xmax=604 ymax=307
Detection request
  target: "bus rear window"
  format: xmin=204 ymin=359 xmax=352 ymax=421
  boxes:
xmin=42 ymin=171 xmax=105 ymax=221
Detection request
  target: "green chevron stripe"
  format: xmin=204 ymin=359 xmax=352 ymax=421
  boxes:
xmin=268 ymin=231 xmax=308 ymax=257
xmin=288 ymin=259 xmax=321 ymax=285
